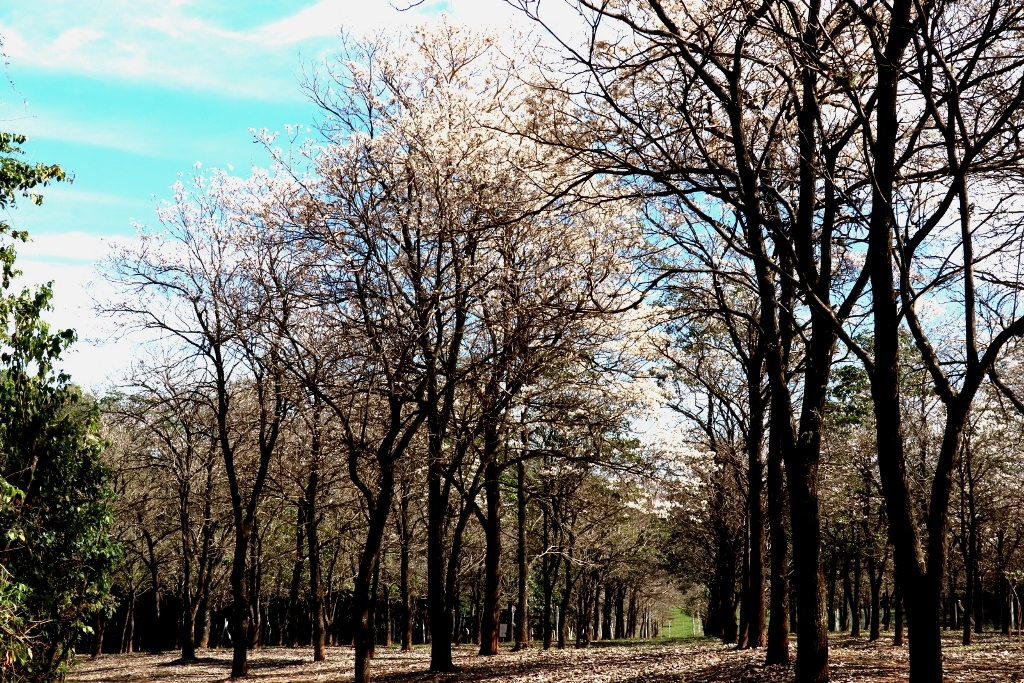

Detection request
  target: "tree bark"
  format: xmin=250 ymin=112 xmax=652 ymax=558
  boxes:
xmin=229 ymin=519 xmax=252 ymax=678
xmin=541 ymin=500 xmax=560 ymax=650
xmin=369 ymin=557 xmax=380 ymax=658
xmin=514 ymin=459 xmax=530 ymax=650
xmin=851 ymin=551 xmax=862 ymax=637
xmin=247 ymin=530 xmax=263 ymax=650
xmin=869 ymin=556 xmax=884 ymax=641
xmin=602 ymin=583 xmax=613 ymax=641
xmin=353 ymin=473 xmax=393 ymax=683
xmin=479 ymin=457 xmax=503 ymax=656
xmin=288 ymin=505 xmax=305 ymax=648
xmin=178 ymin=481 xmax=197 ymax=661
xmin=765 ymin=407 xmax=790 ymax=664
xmin=306 ymin=471 xmax=326 ymax=663
xmin=91 ymin=612 xmax=105 ymax=658
xmin=558 ymin=545 xmax=574 ymax=649
xmin=143 ymin=530 xmax=162 ymax=654
xmin=743 ymin=344 xmax=767 ymax=649
xmin=893 ymin=584 xmax=904 ymax=646
xmin=123 ymin=592 xmax=135 ymax=653
xmin=626 ymin=587 xmax=637 ymax=639
xmin=615 ymin=583 xmax=626 ymax=640
xmin=398 ymin=495 xmax=414 ymax=651
xmin=427 ymin=440 xmax=454 ymax=670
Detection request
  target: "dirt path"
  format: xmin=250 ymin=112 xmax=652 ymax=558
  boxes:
xmin=66 ymin=634 xmax=1024 ymax=682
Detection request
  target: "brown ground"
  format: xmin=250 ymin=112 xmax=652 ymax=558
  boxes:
xmin=67 ymin=634 xmax=1024 ymax=683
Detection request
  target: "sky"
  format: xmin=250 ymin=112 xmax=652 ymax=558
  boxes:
xmin=0 ymin=0 xmax=534 ymax=392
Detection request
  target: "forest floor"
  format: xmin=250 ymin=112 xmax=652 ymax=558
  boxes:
xmin=67 ymin=633 xmax=1024 ymax=683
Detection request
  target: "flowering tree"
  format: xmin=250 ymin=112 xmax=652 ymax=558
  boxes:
xmin=103 ymin=168 xmax=298 ymax=677
xmin=298 ymin=21 xmax=643 ymax=678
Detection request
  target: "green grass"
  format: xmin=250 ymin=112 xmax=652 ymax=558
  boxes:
xmin=659 ymin=606 xmax=701 ymax=640
xmin=591 ymin=605 xmax=710 ymax=647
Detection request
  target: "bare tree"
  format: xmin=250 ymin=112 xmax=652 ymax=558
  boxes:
xmin=103 ymin=170 xmax=293 ymax=677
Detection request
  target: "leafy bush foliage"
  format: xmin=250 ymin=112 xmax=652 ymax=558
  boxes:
xmin=0 ymin=132 xmax=119 ymax=682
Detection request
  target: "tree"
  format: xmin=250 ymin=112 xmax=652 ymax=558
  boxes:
xmin=507 ymin=3 xmax=879 ymax=677
xmin=0 ymin=132 xmax=118 ymax=682
xmin=810 ymin=3 xmax=1024 ymax=680
xmin=103 ymin=169 xmax=294 ymax=677
xmin=299 ymin=21 xmax=641 ymax=675
xmin=105 ymin=366 xmax=226 ymax=660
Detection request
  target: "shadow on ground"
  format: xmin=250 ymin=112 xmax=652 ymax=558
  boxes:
xmin=67 ymin=632 xmax=1024 ymax=683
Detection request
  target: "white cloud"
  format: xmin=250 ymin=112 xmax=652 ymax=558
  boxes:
xmin=0 ymin=1 xmax=560 ymax=101
xmin=15 ymin=234 xmax=134 ymax=392
xmin=12 ymin=108 xmax=172 ymax=157
xmin=0 ymin=1 xmax=481 ymax=101
xmin=19 ymin=231 xmax=114 ymax=263
xmin=251 ymin=0 xmax=370 ymax=45
xmin=2 ymin=12 xmax=305 ymax=100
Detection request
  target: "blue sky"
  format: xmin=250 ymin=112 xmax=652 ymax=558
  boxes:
xmin=0 ymin=0 xmax=526 ymax=390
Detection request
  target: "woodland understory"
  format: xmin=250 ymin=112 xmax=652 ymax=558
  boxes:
xmin=68 ymin=635 xmax=1024 ymax=683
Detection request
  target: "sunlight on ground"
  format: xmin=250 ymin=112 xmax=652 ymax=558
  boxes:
xmin=67 ymin=635 xmax=1024 ymax=683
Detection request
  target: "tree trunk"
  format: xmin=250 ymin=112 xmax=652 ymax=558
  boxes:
xmin=177 ymin=478 xmax=198 ymax=662
xmin=579 ymin=572 xmax=596 ymax=646
xmin=714 ymin=531 xmax=738 ymax=644
xmin=91 ymin=612 xmax=105 ymax=658
xmin=962 ymin=561 xmax=970 ymax=647
xmin=399 ymin=508 xmax=413 ymax=651
xmin=353 ymin=480 xmax=392 ymax=683
xmin=602 ymin=583 xmax=613 ymax=641
xmin=827 ymin=554 xmax=837 ymax=632
xmin=123 ymin=593 xmax=135 ymax=653
xmin=195 ymin=485 xmax=215 ymax=651
xmin=743 ymin=344 xmax=767 ymax=648
xmin=558 ymin=550 xmax=574 ymax=649
xmin=765 ymin=410 xmax=790 ymax=664
xmin=974 ymin=570 xmax=983 ymax=635
xmin=626 ymin=587 xmax=637 ymax=639
xmin=427 ymin=454 xmax=453 ymax=670
xmin=841 ymin=554 xmax=851 ymax=632
xmin=864 ymin=2 xmax=961 ymax=680
xmin=784 ymin=308 xmax=833 ymax=682
xmin=541 ymin=503 xmax=557 ymax=650
xmin=514 ymin=459 xmax=530 ymax=651
xmin=869 ymin=558 xmax=883 ymax=641
xmin=961 ymin=443 xmax=979 ymax=645
xmin=143 ymin=530 xmax=161 ymax=654
xmin=893 ymin=584 xmax=904 ymax=646
xmin=230 ymin=519 xmax=252 ymax=678
xmin=369 ymin=558 xmax=380 ymax=658
xmin=851 ymin=551 xmax=862 ymax=637
xmin=783 ymin=1 xmax=834 ymax=677
xmin=196 ymin=573 xmax=211 ymax=649
xmin=247 ymin=530 xmax=263 ymax=650
xmin=307 ymin=471 xmax=326 ymax=663
xmin=288 ymin=505 xmax=305 ymax=648
xmin=615 ymin=583 xmax=626 ymax=640
xmin=719 ymin=575 xmax=738 ymax=645
xmin=479 ymin=458 xmax=502 ymax=656
xmin=1002 ymin=568 xmax=1012 ymax=635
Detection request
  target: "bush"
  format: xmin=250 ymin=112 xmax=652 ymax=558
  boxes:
xmin=0 ymin=132 xmax=119 ymax=682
